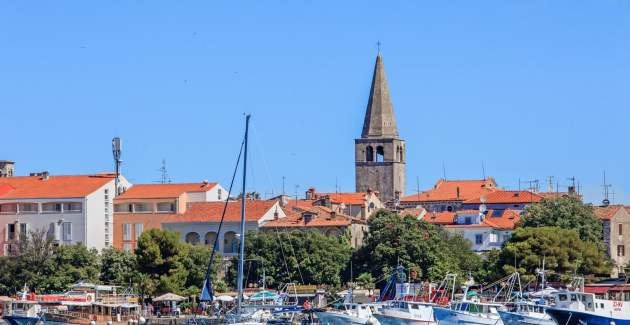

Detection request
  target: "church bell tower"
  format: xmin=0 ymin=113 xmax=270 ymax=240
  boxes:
xmin=355 ymin=53 xmax=406 ymax=203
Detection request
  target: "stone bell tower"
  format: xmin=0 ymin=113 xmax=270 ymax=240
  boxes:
xmin=355 ymin=53 xmax=405 ymax=203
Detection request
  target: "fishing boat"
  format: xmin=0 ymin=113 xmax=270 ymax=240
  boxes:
xmin=2 ymin=300 xmax=43 ymax=325
xmin=546 ymin=290 xmax=630 ymax=325
xmin=314 ymin=303 xmax=380 ymax=325
xmin=373 ymin=270 xmax=454 ymax=325
xmin=498 ymin=300 xmax=555 ymax=325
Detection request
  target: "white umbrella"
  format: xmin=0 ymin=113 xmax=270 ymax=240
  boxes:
xmin=215 ymin=295 xmax=234 ymax=302
xmin=153 ymin=293 xmax=186 ymax=302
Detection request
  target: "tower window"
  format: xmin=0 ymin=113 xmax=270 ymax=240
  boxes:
xmin=376 ymin=146 xmax=384 ymax=162
xmin=366 ymin=146 xmax=374 ymax=162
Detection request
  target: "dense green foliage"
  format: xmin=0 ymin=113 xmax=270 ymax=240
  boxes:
xmin=355 ymin=210 xmax=483 ymax=283
xmin=229 ymin=230 xmax=352 ymax=288
xmin=0 ymin=229 xmax=100 ymax=294
xmin=519 ymin=196 xmax=603 ymax=244
xmin=0 ymin=228 xmax=222 ymax=297
xmin=499 ymin=227 xmax=611 ymax=282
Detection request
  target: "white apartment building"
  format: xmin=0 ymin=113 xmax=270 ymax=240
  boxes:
xmin=0 ymin=172 xmax=130 ymax=255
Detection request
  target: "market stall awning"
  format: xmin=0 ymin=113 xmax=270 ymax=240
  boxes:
xmin=153 ymin=293 xmax=186 ymax=302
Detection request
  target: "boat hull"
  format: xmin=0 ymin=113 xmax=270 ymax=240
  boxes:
xmin=314 ymin=311 xmax=373 ymax=325
xmin=546 ymin=307 xmax=630 ymax=325
xmin=498 ymin=311 xmax=555 ymax=325
xmin=374 ymin=313 xmax=436 ymax=325
xmin=2 ymin=316 xmax=41 ymax=325
xmin=433 ymin=307 xmax=503 ymax=325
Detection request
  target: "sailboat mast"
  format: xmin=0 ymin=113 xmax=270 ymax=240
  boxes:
xmin=237 ymin=114 xmax=251 ymax=317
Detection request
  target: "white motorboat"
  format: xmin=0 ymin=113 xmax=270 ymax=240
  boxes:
xmin=374 ymin=300 xmax=436 ymax=325
xmin=498 ymin=300 xmax=555 ymax=325
xmin=314 ymin=302 xmax=380 ymax=325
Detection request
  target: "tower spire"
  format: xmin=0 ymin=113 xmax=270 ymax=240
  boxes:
xmin=361 ymin=53 xmax=399 ymax=138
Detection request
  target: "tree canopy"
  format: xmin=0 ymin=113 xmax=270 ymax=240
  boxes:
xmin=499 ymin=227 xmax=611 ymax=282
xmin=231 ymin=229 xmax=352 ymax=288
xmin=519 ymin=196 xmax=603 ymax=244
xmin=355 ymin=210 xmax=483 ymax=283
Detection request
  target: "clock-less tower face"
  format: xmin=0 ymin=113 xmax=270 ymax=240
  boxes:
xmin=355 ymin=54 xmax=405 ymax=203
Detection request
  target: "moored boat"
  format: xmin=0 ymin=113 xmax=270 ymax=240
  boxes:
xmin=2 ymin=300 xmax=43 ymax=325
xmin=314 ymin=303 xmax=380 ymax=325
xmin=546 ymin=290 xmax=630 ymax=325
xmin=498 ymin=300 xmax=555 ymax=325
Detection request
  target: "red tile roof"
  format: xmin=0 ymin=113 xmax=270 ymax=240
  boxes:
xmin=162 ymin=200 xmax=278 ymax=223
xmin=401 ymin=178 xmax=497 ymax=203
xmin=423 ymin=212 xmax=456 ymax=225
xmin=593 ymin=205 xmax=624 ymax=221
xmin=261 ymin=205 xmax=359 ymax=228
xmin=463 ymin=190 xmax=543 ymax=204
xmin=443 ymin=209 xmax=521 ymax=230
xmin=0 ymin=174 xmax=115 ymax=199
xmin=116 ymin=182 xmax=218 ymax=200
xmin=318 ymin=192 xmax=368 ymax=205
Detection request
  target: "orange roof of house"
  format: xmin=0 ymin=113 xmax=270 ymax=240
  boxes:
xmin=463 ymin=190 xmax=543 ymax=204
xmin=399 ymin=207 xmax=427 ymax=218
xmin=0 ymin=174 xmax=115 ymax=199
xmin=423 ymin=212 xmax=456 ymax=225
xmin=116 ymin=182 xmax=218 ymax=200
xmin=162 ymin=200 xmax=277 ymax=223
xmin=443 ymin=209 xmax=521 ymax=230
xmin=319 ymin=192 xmax=368 ymax=205
xmin=593 ymin=205 xmax=625 ymax=221
xmin=401 ymin=178 xmax=497 ymax=203
xmin=261 ymin=205 xmax=358 ymax=228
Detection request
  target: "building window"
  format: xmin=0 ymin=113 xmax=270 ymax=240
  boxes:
xmin=123 ymin=243 xmax=132 ymax=252
xmin=185 ymin=232 xmax=200 ymax=245
xmin=475 ymin=234 xmax=483 ymax=245
xmin=224 ymin=231 xmax=237 ymax=254
xmin=123 ymin=224 xmax=131 ymax=241
xmin=63 ymin=202 xmax=82 ymax=213
xmin=62 ymin=222 xmax=72 ymax=241
xmin=218 ymin=188 xmax=222 ymax=201
xmin=157 ymin=202 xmax=175 ymax=213
xmin=42 ymin=203 xmax=62 ymax=213
xmin=134 ymin=223 xmax=143 ymax=240
xmin=133 ymin=203 xmax=151 ymax=213
xmin=619 ymin=224 xmax=623 ymax=236
xmin=18 ymin=203 xmax=37 ymax=213
xmin=489 ymin=233 xmax=498 ymax=243
xmin=6 ymin=224 xmax=16 ymax=240
xmin=0 ymin=204 xmax=17 ymax=214
xmin=618 ymin=245 xmax=625 ymax=257
xmin=465 ymin=216 xmax=472 ymax=224
xmin=205 ymin=232 xmax=218 ymax=248
xmin=19 ymin=223 xmax=27 ymax=238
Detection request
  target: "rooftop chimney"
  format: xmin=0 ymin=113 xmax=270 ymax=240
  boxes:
xmin=41 ymin=171 xmax=49 ymax=180
xmin=305 ymin=188 xmax=316 ymax=200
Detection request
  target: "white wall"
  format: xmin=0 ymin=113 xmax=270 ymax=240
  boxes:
xmin=445 ymin=227 xmax=511 ymax=252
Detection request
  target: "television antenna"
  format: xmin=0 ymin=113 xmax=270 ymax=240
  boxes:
xmin=602 ymin=171 xmax=611 ymax=207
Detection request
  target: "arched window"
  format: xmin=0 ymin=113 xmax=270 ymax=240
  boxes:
xmin=326 ymin=229 xmax=340 ymax=237
xmin=224 ymin=231 xmax=237 ymax=254
xmin=205 ymin=232 xmax=218 ymax=249
xmin=376 ymin=146 xmax=384 ymax=162
xmin=399 ymin=146 xmax=404 ymax=162
xmin=185 ymin=232 xmax=200 ymax=245
xmin=365 ymin=146 xmax=374 ymax=162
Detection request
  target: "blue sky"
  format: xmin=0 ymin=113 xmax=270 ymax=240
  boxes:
xmin=2 ymin=1 xmax=630 ymax=204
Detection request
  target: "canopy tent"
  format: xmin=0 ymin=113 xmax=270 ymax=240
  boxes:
xmin=214 ymin=295 xmax=234 ymax=302
xmin=249 ymin=291 xmax=277 ymax=302
xmin=153 ymin=293 xmax=186 ymax=302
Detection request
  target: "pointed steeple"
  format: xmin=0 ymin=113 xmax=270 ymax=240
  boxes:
xmin=361 ymin=53 xmax=399 ymax=138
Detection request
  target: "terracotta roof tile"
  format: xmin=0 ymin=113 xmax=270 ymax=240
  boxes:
xmin=0 ymin=174 xmax=114 ymax=199
xmin=442 ymin=209 xmax=520 ymax=230
xmin=594 ymin=205 xmax=624 ymax=220
xmin=463 ymin=190 xmax=543 ymax=204
xmin=261 ymin=205 xmax=359 ymax=228
xmin=319 ymin=192 xmax=368 ymax=205
xmin=116 ymin=182 xmax=217 ymax=200
xmin=422 ymin=212 xmax=456 ymax=225
xmin=162 ymin=200 xmax=277 ymax=223
xmin=401 ymin=178 xmax=497 ymax=203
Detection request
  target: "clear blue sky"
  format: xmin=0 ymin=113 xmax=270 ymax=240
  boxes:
xmin=2 ymin=1 xmax=630 ymax=204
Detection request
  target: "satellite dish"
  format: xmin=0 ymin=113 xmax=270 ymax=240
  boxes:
xmin=479 ymin=204 xmax=487 ymax=213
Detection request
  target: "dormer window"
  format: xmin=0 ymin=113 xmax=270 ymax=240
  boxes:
xmin=303 ymin=213 xmax=313 ymax=223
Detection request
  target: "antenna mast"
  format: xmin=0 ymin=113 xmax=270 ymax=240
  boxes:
xmin=159 ymin=159 xmax=171 ymax=184
xmin=112 ymin=137 xmax=122 ymax=195
xmin=602 ymin=171 xmax=611 ymax=207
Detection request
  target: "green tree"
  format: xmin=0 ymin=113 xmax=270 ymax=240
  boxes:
xmin=356 ymin=272 xmax=375 ymax=289
xmin=180 ymin=244 xmax=224 ymax=294
xmin=135 ymin=229 xmax=188 ymax=295
xmin=519 ymin=196 xmax=603 ymax=244
xmin=231 ymin=230 xmax=352 ymax=288
xmin=355 ymin=210 xmax=482 ymax=283
xmin=100 ymin=248 xmax=137 ymax=285
xmin=498 ymin=227 xmax=611 ymax=282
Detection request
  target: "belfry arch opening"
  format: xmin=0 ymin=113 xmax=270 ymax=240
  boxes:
xmin=376 ymin=146 xmax=384 ymax=162
xmin=366 ymin=146 xmax=374 ymax=162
